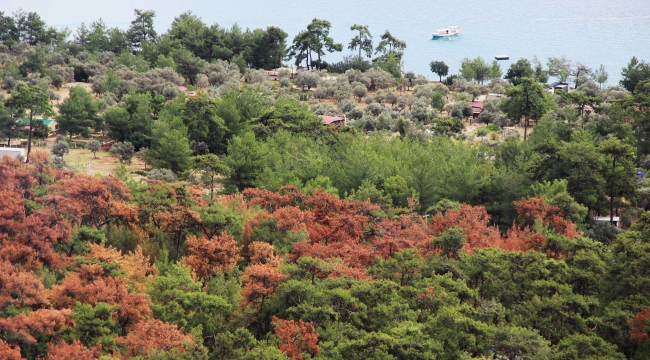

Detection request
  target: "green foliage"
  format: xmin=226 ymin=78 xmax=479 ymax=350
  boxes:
xmin=51 ymin=139 xmax=69 ymax=157
xmin=56 ymin=86 xmax=98 ymax=137
xmin=67 ymin=302 xmax=118 ymax=350
xmin=430 ymin=61 xmax=449 ymax=82
xmin=250 ymin=97 xmax=327 ymax=139
xmin=433 ymin=227 xmax=466 ymax=259
xmin=348 ymin=179 xmax=392 ymax=209
xmin=504 ymin=58 xmax=534 ymax=86
xmin=430 ymin=91 xmax=446 ymax=111
xmin=620 ymin=56 xmax=650 ymax=93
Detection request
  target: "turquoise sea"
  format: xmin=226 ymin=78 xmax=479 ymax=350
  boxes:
xmin=5 ymin=0 xmax=650 ymax=85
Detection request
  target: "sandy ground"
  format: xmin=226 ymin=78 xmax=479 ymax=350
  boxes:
xmin=63 ymin=148 xmax=146 ymax=178
xmin=23 ymin=144 xmax=146 ymax=180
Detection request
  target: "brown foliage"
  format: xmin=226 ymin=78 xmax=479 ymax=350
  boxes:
xmin=272 ymin=316 xmax=320 ymax=360
xmin=0 ymin=338 xmax=23 ymax=360
xmin=117 ymin=319 xmax=194 ymax=358
xmin=430 ymin=204 xmax=502 ymax=251
xmin=48 ymin=264 xmax=152 ymax=332
xmin=514 ymin=197 xmax=578 ymax=239
xmin=55 ymin=174 xmax=138 ymax=229
xmin=630 ymin=307 xmax=650 ymax=344
xmin=43 ymin=340 xmax=102 ymax=360
xmin=85 ymin=244 xmax=158 ymax=292
xmin=241 ymin=264 xmax=288 ymax=306
xmin=0 ymin=309 xmax=73 ymax=344
xmin=0 ymin=261 xmax=49 ymax=309
xmin=184 ymin=232 xmax=241 ymax=279
xmin=248 ymin=241 xmax=282 ymax=267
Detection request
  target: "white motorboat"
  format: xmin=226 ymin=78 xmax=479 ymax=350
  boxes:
xmin=431 ymin=26 xmax=460 ymax=39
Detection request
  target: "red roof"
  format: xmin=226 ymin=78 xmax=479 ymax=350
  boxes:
xmin=319 ymin=115 xmax=345 ymax=125
xmin=469 ymin=102 xmax=483 ymax=109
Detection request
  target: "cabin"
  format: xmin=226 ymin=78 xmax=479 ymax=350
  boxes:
xmin=17 ymin=118 xmax=57 ymax=132
xmin=469 ymin=102 xmax=484 ymax=119
xmin=0 ymin=147 xmax=25 ymax=160
xmin=548 ymin=81 xmax=572 ymax=93
xmin=593 ymin=216 xmax=620 ymax=227
xmin=265 ymin=67 xmax=299 ymax=80
xmin=319 ymin=115 xmax=345 ymax=126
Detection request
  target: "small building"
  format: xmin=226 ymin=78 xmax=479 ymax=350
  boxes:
xmin=17 ymin=118 xmax=57 ymax=132
xmin=266 ymin=67 xmax=299 ymax=80
xmin=0 ymin=147 xmax=25 ymax=161
xmin=548 ymin=81 xmax=572 ymax=93
xmin=593 ymin=216 xmax=620 ymax=227
xmin=319 ymin=115 xmax=345 ymax=126
xmin=469 ymin=101 xmax=484 ymax=119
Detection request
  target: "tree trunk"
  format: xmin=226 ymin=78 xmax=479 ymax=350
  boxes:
xmin=27 ymin=109 xmax=33 ymax=162
xmin=308 ymin=46 xmax=312 ymax=70
xmin=317 ymin=47 xmax=321 ymax=70
xmin=524 ymin=116 xmax=529 ymax=141
xmin=358 ymin=38 xmax=362 ymax=58
xmin=210 ymin=174 xmax=215 ymax=200
xmin=610 ymin=157 xmax=616 ymax=224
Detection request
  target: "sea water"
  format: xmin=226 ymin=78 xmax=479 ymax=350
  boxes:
xmin=7 ymin=0 xmax=650 ymax=85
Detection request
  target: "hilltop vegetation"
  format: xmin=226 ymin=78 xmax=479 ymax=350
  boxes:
xmin=3 ymin=7 xmax=650 ymax=360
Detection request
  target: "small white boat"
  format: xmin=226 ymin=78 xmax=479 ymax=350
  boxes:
xmin=431 ymin=26 xmax=460 ymax=39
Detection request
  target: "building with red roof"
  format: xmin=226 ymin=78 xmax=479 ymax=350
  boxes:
xmin=319 ymin=115 xmax=345 ymax=126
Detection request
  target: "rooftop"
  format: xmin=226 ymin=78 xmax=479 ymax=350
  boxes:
xmin=319 ymin=115 xmax=345 ymax=125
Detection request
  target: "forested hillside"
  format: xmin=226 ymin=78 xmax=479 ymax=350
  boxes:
xmin=3 ymin=7 xmax=650 ymax=360
xmin=2 ymin=153 xmax=650 ymax=359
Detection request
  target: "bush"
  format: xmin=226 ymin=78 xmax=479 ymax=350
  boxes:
xmin=109 ymin=141 xmax=135 ymax=164
xmin=147 ymin=168 xmax=178 ymax=182
xmin=52 ymin=140 xmax=69 ymax=157
xmin=87 ymin=140 xmax=101 ymax=157
xmin=444 ymin=74 xmax=459 ymax=86
xmin=327 ymin=55 xmax=372 ymax=74
xmin=584 ymin=221 xmax=623 ymax=245
xmin=476 ymin=128 xmax=488 ymax=137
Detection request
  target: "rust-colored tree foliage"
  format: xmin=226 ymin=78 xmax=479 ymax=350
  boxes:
xmin=184 ymin=232 xmax=241 ymax=279
xmin=630 ymin=307 xmax=650 ymax=344
xmin=0 ymin=309 xmax=73 ymax=344
xmin=117 ymin=319 xmax=195 ymax=358
xmin=55 ymin=174 xmax=138 ymax=229
xmin=43 ymin=340 xmax=102 ymax=360
xmin=0 ymin=339 xmax=23 ymax=360
xmin=513 ymin=197 xmax=578 ymax=239
xmin=85 ymin=244 xmax=158 ymax=292
xmin=241 ymin=264 xmax=288 ymax=307
xmin=248 ymin=241 xmax=282 ymax=267
xmin=0 ymin=261 xmax=49 ymax=310
xmin=430 ymin=204 xmax=502 ymax=251
xmin=272 ymin=316 xmax=320 ymax=360
xmin=48 ymin=264 xmax=152 ymax=332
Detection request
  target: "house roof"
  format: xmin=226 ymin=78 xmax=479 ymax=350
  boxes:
xmin=17 ymin=118 xmax=55 ymax=126
xmin=594 ymin=216 xmax=620 ymax=222
xmin=469 ymin=102 xmax=483 ymax=109
xmin=319 ymin=115 xmax=345 ymax=125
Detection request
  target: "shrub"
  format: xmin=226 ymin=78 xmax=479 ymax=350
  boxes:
xmin=52 ymin=140 xmax=69 ymax=157
xmin=327 ymin=55 xmax=372 ymax=73
xmin=87 ymin=140 xmax=101 ymax=157
xmin=147 ymin=168 xmax=178 ymax=182
xmin=109 ymin=141 xmax=135 ymax=164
